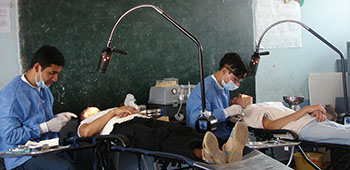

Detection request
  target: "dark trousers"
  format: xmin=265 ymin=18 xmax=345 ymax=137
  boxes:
xmin=13 ymin=149 xmax=94 ymax=170
xmin=111 ymin=117 xmax=226 ymax=160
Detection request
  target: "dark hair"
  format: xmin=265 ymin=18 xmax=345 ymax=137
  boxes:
xmin=219 ymin=53 xmax=248 ymax=79
xmin=30 ymin=45 xmax=65 ymax=69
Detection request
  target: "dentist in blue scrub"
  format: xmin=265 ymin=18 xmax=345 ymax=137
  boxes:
xmin=0 ymin=46 xmax=79 ymax=170
xmin=186 ymin=53 xmax=249 ymax=138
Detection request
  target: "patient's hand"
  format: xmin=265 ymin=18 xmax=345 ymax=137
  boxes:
xmin=111 ymin=107 xmax=134 ymax=118
xmin=311 ymin=110 xmax=327 ymax=122
xmin=302 ymin=104 xmax=326 ymax=115
xmin=120 ymin=106 xmax=137 ymax=114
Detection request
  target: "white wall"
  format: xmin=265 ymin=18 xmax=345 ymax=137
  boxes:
xmin=256 ymin=0 xmax=350 ymax=102
xmin=0 ymin=0 xmax=20 ymax=89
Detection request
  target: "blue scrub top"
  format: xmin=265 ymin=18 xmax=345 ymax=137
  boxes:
xmin=0 ymin=75 xmax=58 ymax=170
xmin=186 ymin=75 xmax=231 ymax=138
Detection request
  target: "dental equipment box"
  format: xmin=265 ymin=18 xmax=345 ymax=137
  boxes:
xmin=148 ymin=78 xmax=180 ymax=105
xmin=148 ymin=78 xmax=195 ymax=105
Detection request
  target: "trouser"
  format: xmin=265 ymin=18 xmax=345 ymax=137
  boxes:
xmin=13 ymin=149 xmax=94 ymax=170
xmin=111 ymin=117 xmax=227 ymax=160
xmin=299 ymin=119 xmax=350 ymax=145
xmin=299 ymin=119 xmax=350 ymax=170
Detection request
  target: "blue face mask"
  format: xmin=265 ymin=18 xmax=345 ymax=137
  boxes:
xmin=35 ymin=69 xmax=48 ymax=89
xmin=222 ymin=79 xmax=239 ymax=91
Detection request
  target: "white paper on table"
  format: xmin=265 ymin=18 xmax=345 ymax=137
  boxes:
xmin=25 ymin=138 xmax=59 ymax=148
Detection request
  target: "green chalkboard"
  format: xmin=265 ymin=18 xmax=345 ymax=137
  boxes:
xmin=18 ymin=0 xmax=255 ymax=115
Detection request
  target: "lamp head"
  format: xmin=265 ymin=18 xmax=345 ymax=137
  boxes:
xmin=248 ymin=51 xmax=269 ymax=76
xmin=97 ymin=47 xmax=128 ymax=73
xmin=97 ymin=48 xmax=113 ymax=73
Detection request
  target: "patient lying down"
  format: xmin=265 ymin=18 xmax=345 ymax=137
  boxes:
xmin=231 ymin=94 xmax=350 ymax=145
xmin=78 ymin=106 xmax=248 ymax=164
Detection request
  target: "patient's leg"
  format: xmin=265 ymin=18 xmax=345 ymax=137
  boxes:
xmin=193 ymin=148 xmax=202 ymax=159
xmin=111 ymin=117 xmax=204 ymax=160
xmin=222 ymin=122 xmax=248 ymax=163
xmin=202 ymin=131 xmax=226 ymax=164
xmin=299 ymin=119 xmax=350 ymax=145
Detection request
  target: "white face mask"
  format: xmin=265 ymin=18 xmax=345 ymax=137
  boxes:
xmin=35 ymin=68 xmax=47 ymax=89
xmin=221 ymin=79 xmax=239 ymax=91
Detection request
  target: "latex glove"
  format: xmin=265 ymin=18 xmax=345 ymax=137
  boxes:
xmin=39 ymin=112 xmax=77 ymax=134
xmin=56 ymin=112 xmax=77 ymax=122
xmin=48 ymin=117 xmax=69 ymax=132
xmin=223 ymin=104 xmax=243 ymax=118
xmin=39 ymin=117 xmax=67 ymax=133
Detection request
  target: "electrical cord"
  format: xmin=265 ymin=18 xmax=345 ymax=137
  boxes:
xmin=174 ymin=98 xmax=184 ymax=121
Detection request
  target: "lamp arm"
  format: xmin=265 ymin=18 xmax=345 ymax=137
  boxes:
xmin=106 ymin=4 xmax=207 ymax=113
xmin=255 ymin=20 xmax=306 ymax=50
xmin=256 ymin=19 xmax=349 ymax=114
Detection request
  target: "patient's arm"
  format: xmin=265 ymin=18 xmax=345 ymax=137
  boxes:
xmin=79 ymin=107 xmax=134 ymax=137
xmin=262 ymin=104 xmax=326 ymax=130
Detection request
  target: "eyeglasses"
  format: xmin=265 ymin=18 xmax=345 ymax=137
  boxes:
xmin=225 ymin=67 xmax=244 ymax=84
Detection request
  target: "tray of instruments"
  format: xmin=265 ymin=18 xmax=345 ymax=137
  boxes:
xmin=246 ymin=139 xmax=300 ymax=149
xmin=0 ymin=145 xmax=71 ymax=158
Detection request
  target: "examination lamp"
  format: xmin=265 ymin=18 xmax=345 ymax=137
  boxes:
xmin=251 ymin=19 xmax=350 ymax=121
xmin=248 ymin=51 xmax=270 ymax=76
xmin=97 ymin=4 xmax=217 ymax=132
xmin=97 ymin=48 xmax=127 ymax=73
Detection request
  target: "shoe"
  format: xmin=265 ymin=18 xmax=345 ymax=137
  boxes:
xmin=202 ymin=131 xmax=226 ymax=164
xmin=225 ymin=122 xmax=248 ymax=163
xmin=221 ymin=129 xmax=234 ymax=155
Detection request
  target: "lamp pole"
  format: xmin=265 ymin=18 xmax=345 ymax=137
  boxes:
xmin=255 ymin=19 xmax=349 ymax=115
xmin=98 ymin=4 xmax=209 ymax=116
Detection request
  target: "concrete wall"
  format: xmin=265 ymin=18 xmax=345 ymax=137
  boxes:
xmin=1 ymin=0 xmax=349 ymax=104
xmin=0 ymin=0 xmax=20 ymax=89
xmin=256 ymin=0 xmax=350 ymax=102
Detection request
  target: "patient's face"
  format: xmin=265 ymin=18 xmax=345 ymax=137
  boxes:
xmin=234 ymin=94 xmax=253 ymax=109
xmin=81 ymin=107 xmax=100 ymax=120
xmin=233 ymin=95 xmax=243 ymax=105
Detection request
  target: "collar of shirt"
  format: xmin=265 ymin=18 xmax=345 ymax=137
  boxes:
xmin=21 ymin=74 xmax=40 ymax=91
xmin=211 ymin=74 xmax=224 ymax=90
